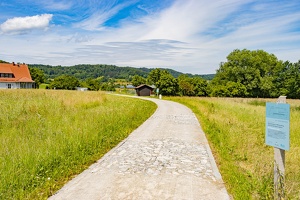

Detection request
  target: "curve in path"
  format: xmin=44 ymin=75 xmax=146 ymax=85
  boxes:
xmin=49 ymin=97 xmax=230 ymax=200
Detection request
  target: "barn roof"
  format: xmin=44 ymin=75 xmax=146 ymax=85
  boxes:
xmin=135 ymin=84 xmax=154 ymax=89
xmin=0 ymin=63 xmax=34 ymax=83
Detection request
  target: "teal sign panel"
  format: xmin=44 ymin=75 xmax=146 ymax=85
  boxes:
xmin=265 ymin=102 xmax=290 ymax=150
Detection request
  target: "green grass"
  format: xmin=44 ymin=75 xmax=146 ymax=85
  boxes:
xmin=167 ymin=97 xmax=300 ymax=200
xmin=39 ymin=83 xmax=49 ymax=89
xmin=247 ymin=99 xmax=267 ymax=106
xmin=115 ymin=88 xmax=137 ymax=95
xmin=0 ymin=90 xmax=156 ymax=199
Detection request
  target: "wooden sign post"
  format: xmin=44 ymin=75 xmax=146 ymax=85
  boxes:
xmin=265 ymin=96 xmax=290 ymax=200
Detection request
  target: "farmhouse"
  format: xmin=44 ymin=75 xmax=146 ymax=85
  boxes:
xmin=135 ymin=84 xmax=153 ymax=96
xmin=0 ymin=62 xmax=35 ymax=89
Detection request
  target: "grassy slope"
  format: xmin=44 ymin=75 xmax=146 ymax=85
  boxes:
xmin=0 ymin=90 xmax=156 ymax=199
xmin=167 ymin=97 xmax=300 ymax=200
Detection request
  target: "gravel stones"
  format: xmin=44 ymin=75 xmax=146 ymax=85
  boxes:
xmin=96 ymin=138 xmax=215 ymax=181
xmin=150 ymin=114 xmax=199 ymax=125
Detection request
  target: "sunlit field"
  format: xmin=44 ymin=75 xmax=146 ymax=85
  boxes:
xmin=0 ymin=90 xmax=156 ymax=199
xmin=168 ymin=97 xmax=300 ymax=199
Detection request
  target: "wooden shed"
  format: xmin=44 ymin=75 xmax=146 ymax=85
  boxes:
xmin=135 ymin=84 xmax=153 ymax=96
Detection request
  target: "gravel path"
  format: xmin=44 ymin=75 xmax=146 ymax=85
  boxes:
xmin=49 ymin=97 xmax=230 ymax=200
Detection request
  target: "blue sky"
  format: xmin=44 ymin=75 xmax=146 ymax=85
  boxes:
xmin=0 ymin=0 xmax=300 ymax=74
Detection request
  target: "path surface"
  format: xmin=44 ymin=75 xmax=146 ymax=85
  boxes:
xmin=49 ymin=97 xmax=230 ymax=200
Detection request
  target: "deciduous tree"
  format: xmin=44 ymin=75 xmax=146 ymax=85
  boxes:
xmin=29 ymin=67 xmax=46 ymax=88
xmin=156 ymin=70 xmax=178 ymax=95
xmin=49 ymin=75 xmax=80 ymax=90
xmin=210 ymin=49 xmax=281 ymax=97
xmin=147 ymin=68 xmax=162 ymax=86
xmin=131 ymin=75 xmax=146 ymax=87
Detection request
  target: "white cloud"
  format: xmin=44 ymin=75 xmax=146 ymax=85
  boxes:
xmin=73 ymin=1 xmax=135 ymax=31
xmin=140 ymin=0 xmax=251 ymax=42
xmin=1 ymin=0 xmax=300 ymax=74
xmin=0 ymin=14 xmax=53 ymax=34
xmin=41 ymin=0 xmax=73 ymax=11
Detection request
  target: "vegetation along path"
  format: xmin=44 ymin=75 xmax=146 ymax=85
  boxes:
xmin=49 ymin=96 xmax=230 ymax=200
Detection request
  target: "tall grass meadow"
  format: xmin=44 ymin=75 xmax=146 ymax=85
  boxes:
xmin=0 ymin=90 xmax=156 ymax=199
xmin=168 ymin=97 xmax=300 ymax=199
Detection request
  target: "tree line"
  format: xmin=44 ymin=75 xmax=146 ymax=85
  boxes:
xmin=28 ymin=66 xmax=209 ymax=94
xmin=132 ymin=49 xmax=299 ymax=99
xmin=23 ymin=48 xmax=300 ymax=98
xmin=29 ymin=69 xmax=117 ymax=91
xmin=28 ymin=64 xmax=214 ymax=81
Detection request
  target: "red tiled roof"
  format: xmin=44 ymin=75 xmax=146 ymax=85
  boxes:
xmin=0 ymin=63 xmax=34 ymax=83
xmin=0 ymin=65 xmax=13 ymax=73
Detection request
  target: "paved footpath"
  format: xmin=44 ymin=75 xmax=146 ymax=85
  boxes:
xmin=49 ymin=97 xmax=230 ymax=200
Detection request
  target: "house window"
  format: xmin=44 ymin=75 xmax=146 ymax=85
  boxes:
xmin=7 ymin=84 xmax=11 ymax=89
xmin=0 ymin=73 xmax=14 ymax=78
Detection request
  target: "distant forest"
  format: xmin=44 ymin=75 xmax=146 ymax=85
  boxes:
xmin=28 ymin=64 xmax=215 ymax=81
xmin=4 ymin=48 xmax=300 ymax=98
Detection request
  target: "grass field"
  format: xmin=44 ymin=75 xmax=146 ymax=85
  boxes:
xmin=0 ymin=90 xmax=156 ymax=199
xmin=168 ymin=97 xmax=300 ymax=200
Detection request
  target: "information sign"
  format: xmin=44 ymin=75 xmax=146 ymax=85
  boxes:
xmin=265 ymin=102 xmax=290 ymax=150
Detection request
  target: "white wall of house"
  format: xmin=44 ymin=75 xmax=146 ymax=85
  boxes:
xmin=0 ymin=82 xmax=18 ymax=89
xmin=19 ymin=82 xmax=35 ymax=89
xmin=0 ymin=82 xmax=34 ymax=89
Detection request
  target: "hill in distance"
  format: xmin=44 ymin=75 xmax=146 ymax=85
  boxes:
xmin=29 ymin=64 xmax=215 ymax=81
